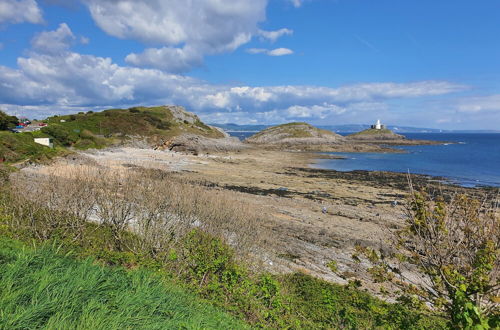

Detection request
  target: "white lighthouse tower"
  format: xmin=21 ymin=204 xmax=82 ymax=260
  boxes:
xmin=371 ymin=119 xmax=385 ymax=130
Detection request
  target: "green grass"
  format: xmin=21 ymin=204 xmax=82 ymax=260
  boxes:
xmin=0 ymin=237 xmax=247 ymax=329
xmin=44 ymin=106 xmax=223 ymax=149
xmin=250 ymin=122 xmax=338 ymax=140
xmin=0 ymin=106 xmax=224 ymax=163
xmin=350 ymin=128 xmax=395 ymax=136
xmin=0 ymin=131 xmax=66 ymax=163
xmin=0 ymin=187 xmax=448 ymax=329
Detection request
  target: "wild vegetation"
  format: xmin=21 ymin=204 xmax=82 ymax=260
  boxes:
xmin=347 ymin=128 xmax=405 ymax=140
xmin=43 ymin=106 xmax=223 ymax=149
xmin=0 ymin=166 xmax=446 ymax=329
xmin=0 ymin=238 xmax=246 ymax=329
xmin=0 ymin=105 xmax=225 ymax=164
xmin=246 ymin=122 xmax=344 ymax=145
xmin=0 ymin=110 xmax=18 ymax=131
xmin=0 ymin=131 xmax=66 ymax=163
xmin=353 ymin=184 xmax=499 ymax=329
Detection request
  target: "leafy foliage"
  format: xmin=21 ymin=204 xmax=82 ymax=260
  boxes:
xmin=0 ymin=110 xmax=18 ymax=130
xmin=399 ymin=191 xmax=499 ymax=328
xmin=356 ymin=190 xmax=500 ymax=329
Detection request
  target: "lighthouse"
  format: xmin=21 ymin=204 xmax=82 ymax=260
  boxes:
xmin=371 ymin=119 xmax=386 ymax=130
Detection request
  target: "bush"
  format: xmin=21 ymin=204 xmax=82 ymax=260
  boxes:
xmin=0 ymin=110 xmax=18 ymax=130
xmin=41 ymin=124 xmax=77 ymax=146
xmin=398 ymin=191 xmax=499 ymax=328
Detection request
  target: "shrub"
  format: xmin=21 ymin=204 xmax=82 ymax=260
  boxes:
xmin=351 ymin=188 xmax=500 ymax=329
xmin=41 ymin=125 xmax=77 ymax=146
xmin=0 ymin=110 xmax=18 ymax=130
xmin=397 ymin=191 xmax=499 ymax=328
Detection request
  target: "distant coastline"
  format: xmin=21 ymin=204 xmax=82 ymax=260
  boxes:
xmin=213 ymin=123 xmax=500 ymax=134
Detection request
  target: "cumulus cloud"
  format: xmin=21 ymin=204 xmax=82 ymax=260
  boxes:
xmin=246 ymin=47 xmax=294 ymax=56
xmin=31 ymin=23 xmax=76 ymax=54
xmin=78 ymin=0 xmax=268 ymax=71
xmin=257 ymin=28 xmax=293 ymax=43
xmin=286 ymin=103 xmax=346 ymax=119
xmin=0 ymin=24 xmax=468 ymax=125
xmin=125 ymin=46 xmax=204 ymax=73
xmin=0 ymin=0 xmax=43 ymax=24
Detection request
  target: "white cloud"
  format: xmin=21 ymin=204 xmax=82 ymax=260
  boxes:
xmin=289 ymin=0 xmax=303 ymax=8
xmin=31 ymin=23 xmax=75 ymax=54
xmin=0 ymin=24 xmax=468 ymax=125
xmin=80 ymin=0 xmax=267 ymax=72
xmin=455 ymin=95 xmax=500 ymax=113
xmin=0 ymin=0 xmax=43 ymax=25
xmin=246 ymin=48 xmax=267 ymax=54
xmin=80 ymin=36 xmax=90 ymax=45
xmin=286 ymin=103 xmax=346 ymax=119
xmin=246 ymin=47 xmax=294 ymax=56
xmin=125 ymin=46 xmax=204 ymax=74
xmin=257 ymin=28 xmax=293 ymax=43
xmin=268 ymin=48 xmax=294 ymax=56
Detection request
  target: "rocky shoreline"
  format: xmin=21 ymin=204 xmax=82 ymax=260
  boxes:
xmin=20 ymin=144 xmax=495 ymax=301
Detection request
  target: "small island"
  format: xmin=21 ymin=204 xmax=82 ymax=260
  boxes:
xmin=245 ymin=122 xmax=345 ymax=146
xmin=346 ymin=119 xmax=445 ymax=146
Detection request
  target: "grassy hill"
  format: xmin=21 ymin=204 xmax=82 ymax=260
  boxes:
xmin=43 ymin=106 xmax=224 ymax=149
xmin=246 ymin=122 xmax=344 ymax=144
xmin=0 ymin=237 xmax=247 ymax=329
xmin=0 ymin=106 xmax=223 ymax=164
xmin=347 ymin=128 xmax=406 ymax=141
xmin=0 ymin=131 xmax=66 ymax=164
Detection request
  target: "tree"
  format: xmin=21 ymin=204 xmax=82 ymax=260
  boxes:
xmin=0 ymin=110 xmax=19 ymax=130
xmin=360 ymin=189 xmax=500 ymax=328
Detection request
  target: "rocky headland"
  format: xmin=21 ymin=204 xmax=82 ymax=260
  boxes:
xmin=346 ymin=128 xmax=445 ymax=145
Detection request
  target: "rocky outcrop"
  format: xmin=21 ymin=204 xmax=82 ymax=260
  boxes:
xmin=159 ymin=134 xmax=246 ymax=154
xmin=245 ymin=122 xmax=345 ymax=146
xmin=346 ymin=129 xmax=406 ymax=142
xmin=166 ymin=105 xmax=201 ymax=124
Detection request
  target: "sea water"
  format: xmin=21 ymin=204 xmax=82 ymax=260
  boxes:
xmin=314 ymin=133 xmax=500 ymax=188
xmin=228 ymin=132 xmax=500 ymax=188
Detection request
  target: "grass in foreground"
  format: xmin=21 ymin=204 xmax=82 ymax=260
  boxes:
xmin=0 ymin=238 xmax=247 ymax=329
xmin=0 ymin=177 xmax=448 ymax=329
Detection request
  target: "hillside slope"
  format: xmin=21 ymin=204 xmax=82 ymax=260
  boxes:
xmin=246 ymin=122 xmax=345 ymax=145
xmin=346 ymin=128 xmax=406 ymax=141
xmin=43 ymin=105 xmax=225 ymax=149
xmin=0 ymin=131 xmax=65 ymax=163
xmin=0 ymin=238 xmax=247 ymax=329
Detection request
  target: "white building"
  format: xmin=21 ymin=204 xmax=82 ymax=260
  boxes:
xmin=371 ymin=119 xmax=386 ymax=130
xmin=34 ymin=138 xmax=54 ymax=148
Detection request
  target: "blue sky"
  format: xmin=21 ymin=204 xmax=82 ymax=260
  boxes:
xmin=0 ymin=0 xmax=499 ymax=129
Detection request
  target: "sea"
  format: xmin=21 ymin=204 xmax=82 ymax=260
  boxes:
xmin=227 ymin=131 xmax=500 ymax=188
